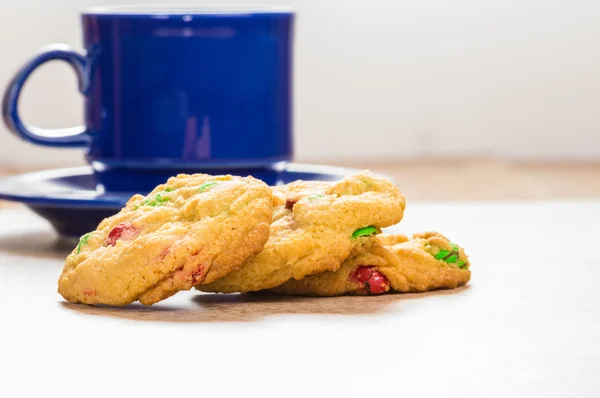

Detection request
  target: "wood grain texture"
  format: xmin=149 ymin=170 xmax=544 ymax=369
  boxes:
xmin=339 ymin=158 xmax=600 ymax=201
xmin=1 ymin=159 xmax=600 ymax=209
xmin=1 ymin=202 xmax=599 ymax=397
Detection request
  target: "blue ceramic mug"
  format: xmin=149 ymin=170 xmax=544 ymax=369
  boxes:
xmin=2 ymin=5 xmax=294 ymax=189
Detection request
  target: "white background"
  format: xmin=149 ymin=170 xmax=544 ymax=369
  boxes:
xmin=0 ymin=0 xmax=599 ymax=168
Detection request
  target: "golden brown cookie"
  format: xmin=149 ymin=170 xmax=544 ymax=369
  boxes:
xmin=198 ymin=170 xmax=406 ymax=293
xmin=271 ymin=232 xmax=471 ymax=296
xmin=58 ymin=174 xmax=272 ymax=306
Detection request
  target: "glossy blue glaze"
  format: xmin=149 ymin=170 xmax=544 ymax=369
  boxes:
xmin=2 ymin=7 xmax=294 ymax=181
xmin=0 ymin=164 xmax=367 ymax=238
xmin=2 ymin=45 xmax=91 ymax=147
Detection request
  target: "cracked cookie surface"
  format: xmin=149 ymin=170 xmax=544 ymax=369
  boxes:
xmin=271 ymin=232 xmax=471 ymax=296
xmin=197 ymin=170 xmax=406 ymax=293
xmin=58 ymin=174 xmax=272 ymax=306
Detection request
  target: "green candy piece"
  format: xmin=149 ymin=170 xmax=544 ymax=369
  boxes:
xmin=136 ymin=193 xmax=170 ymax=209
xmin=76 ymin=232 xmax=93 ymax=254
xmin=352 ymin=226 xmax=379 ymax=239
xmin=163 ymin=187 xmax=173 ymax=192
xmin=433 ymin=242 xmax=466 ymax=267
xmin=445 ymin=254 xmax=458 ymax=263
xmin=434 ymin=250 xmax=451 ymax=260
xmin=308 ymin=194 xmax=325 ymax=201
xmin=156 ymin=193 xmax=169 ymax=205
xmin=147 ymin=193 xmax=169 ymax=207
xmin=198 ymin=181 xmax=218 ymax=192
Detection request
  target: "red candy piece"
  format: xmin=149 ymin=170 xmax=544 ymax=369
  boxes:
xmin=351 ymin=267 xmax=374 ymax=284
xmin=191 ymin=265 xmax=206 ymax=284
xmin=349 ymin=266 xmax=390 ymax=295
xmin=105 ymin=223 xmax=139 ymax=246
xmin=285 ymin=197 xmax=299 ymax=210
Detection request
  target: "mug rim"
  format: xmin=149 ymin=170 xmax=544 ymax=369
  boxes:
xmin=83 ymin=4 xmax=295 ymax=16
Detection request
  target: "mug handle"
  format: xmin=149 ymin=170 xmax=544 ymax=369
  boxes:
xmin=2 ymin=44 xmax=91 ymax=148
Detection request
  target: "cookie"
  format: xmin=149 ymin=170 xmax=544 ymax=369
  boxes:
xmin=58 ymin=174 xmax=273 ymax=306
xmin=271 ymin=232 xmax=471 ymax=296
xmin=198 ymin=170 xmax=406 ymax=293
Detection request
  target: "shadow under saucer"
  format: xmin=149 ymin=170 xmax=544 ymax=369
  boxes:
xmin=0 ymin=229 xmax=73 ymax=260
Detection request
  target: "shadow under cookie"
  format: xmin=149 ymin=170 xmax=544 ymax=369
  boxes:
xmin=59 ymin=286 xmax=469 ymax=323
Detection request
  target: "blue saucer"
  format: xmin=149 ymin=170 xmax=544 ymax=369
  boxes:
xmin=0 ymin=164 xmax=362 ymax=238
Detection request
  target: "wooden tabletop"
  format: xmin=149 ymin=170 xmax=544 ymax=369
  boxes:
xmin=1 ymin=200 xmax=599 ymax=397
xmin=1 ymin=159 xmax=600 ymax=208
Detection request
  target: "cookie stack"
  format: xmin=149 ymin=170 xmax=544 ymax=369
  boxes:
xmin=58 ymin=170 xmax=470 ymax=306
